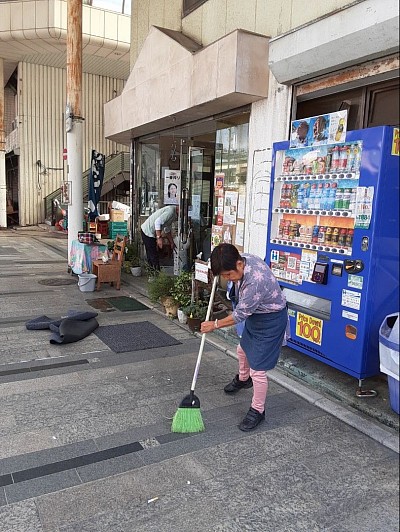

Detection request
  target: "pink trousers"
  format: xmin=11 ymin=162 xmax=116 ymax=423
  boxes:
xmin=237 ymin=344 xmax=268 ymax=414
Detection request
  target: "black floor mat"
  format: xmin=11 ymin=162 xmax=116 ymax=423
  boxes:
xmin=94 ymin=322 xmax=182 ymax=353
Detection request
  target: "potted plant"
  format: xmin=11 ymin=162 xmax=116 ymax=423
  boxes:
xmin=147 ymin=271 xmax=178 ymax=317
xmin=170 ymin=271 xmax=193 ymax=323
xmin=182 ymin=300 xmax=208 ymax=332
xmin=124 ymin=240 xmax=142 ymax=276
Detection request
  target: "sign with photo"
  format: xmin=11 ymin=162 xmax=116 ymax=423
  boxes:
xmin=290 ymin=111 xmax=348 ymax=148
xmin=163 ymin=169 xmax=181 ymax=205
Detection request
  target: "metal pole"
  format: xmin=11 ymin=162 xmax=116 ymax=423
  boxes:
xmin=0 ymin=57 xmax=6 ymax=228
xmin=66 ymin=0 xmax=83 ymax=262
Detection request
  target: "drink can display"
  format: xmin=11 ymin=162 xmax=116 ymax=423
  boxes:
xmin=289 ymin=222 xmax=301 ymax=240
xmin=331 ymin=146 xmax=340 ymax=170
xmin=334 ymin=188 xmax=344 ymax=210
xmin=317 ymin=157 xmax=326 ymax=174
xmin=302 ymin=183 xmax=311 ymax=208
xmin=318 ymin=226 xmax=326 ymax=243
xmin=312 ymin=225 xmax=320 ymax=243
xmin=328 ymin=182 xmax=337 ymax=210
xmin=342 ymin=188 xmax=351 ymax=210
xmin=321 ymin=183 xmax=330 ymax=210
xmin=278 ymin=219 xmax=285 ymax=238
xmin=339 ymin=146 xmax=348 ymax=170
xmin=325 ymin=226 xmax=333 ymax=244
xmin=346 ymin=228 xmax=354 ymax=247
xmin=338 ymin=228 xmax=348 ymax=246
xmin=332 ymin=227 xmax=340 ymax=244
xmin=308 ymin=184 xmax=317 ymax=209
xmin=305 ymin=225 xmax=313 ymax=242
xmin=346 ymin=145 xmax=356 ymax=172
xmin=285 ymin=184 xmax=292 ymax=208
xmin=326 ymin=148 xmax=333 ymax=173
xmin=349 ymin=188 xmax=357 ymax=212
xmin=282 ymin=219 xmax=291 ymax=237
xmin=290 ymin=184 xmax=299 ymax=208
xmin=296 ymin=184 xmax=304 ymax=209
xmin=353 ymin=145 xmax=362 ymax=172
xmin=280 ymin=184 xmax=287 ymax=208
xmin=314 ymin=183 xmax=324 ymax=209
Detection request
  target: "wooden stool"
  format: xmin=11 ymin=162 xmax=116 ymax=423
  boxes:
xmin=92 ymin=261 xmax=122 ymax=290
xmin=91 ymin=234 xmax=126 ymax=291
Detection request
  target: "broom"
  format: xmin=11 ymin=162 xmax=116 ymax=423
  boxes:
xmin=171 ymin=275 xmax=219 ymax=433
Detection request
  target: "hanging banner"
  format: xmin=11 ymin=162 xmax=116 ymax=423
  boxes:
xmin=163 ymin=169 xmax=181 ymax=205
xmin=290 ymin=111 xmax=348 ymax=148
xmin=88 ymin=150 xmax=105 ymax=221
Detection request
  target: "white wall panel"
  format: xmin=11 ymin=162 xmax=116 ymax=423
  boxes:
xmin=18 ymin=62 xmax=126 ymax=226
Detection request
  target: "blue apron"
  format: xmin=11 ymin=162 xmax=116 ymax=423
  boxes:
xmin=228 ymin=279 xmax=288 ymax=371
xmin=240 ymin=308 xmax=288 ymax=371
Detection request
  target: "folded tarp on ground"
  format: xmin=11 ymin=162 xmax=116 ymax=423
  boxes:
xmin=26 ymin=310 xmax=99 ymax=344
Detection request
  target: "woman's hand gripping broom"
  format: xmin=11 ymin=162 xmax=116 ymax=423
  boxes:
xmin=171 ymin=275 xmax=219 ymax=433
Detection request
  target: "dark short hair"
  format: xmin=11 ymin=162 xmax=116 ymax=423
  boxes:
xmin=210 ymin=243 xmax=242 ymax=275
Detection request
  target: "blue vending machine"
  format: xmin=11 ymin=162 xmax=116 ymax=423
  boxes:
xmin=266 ymin=125 xmax=399 ymax=381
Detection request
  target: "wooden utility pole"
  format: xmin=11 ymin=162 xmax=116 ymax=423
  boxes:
xmin=66 ymin=0 xmax=83 ymax=260
xmin=0 ymin=58 xmax=6 ymax=228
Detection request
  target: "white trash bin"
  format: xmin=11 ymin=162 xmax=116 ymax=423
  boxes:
xmin=379 ymin=312 xmax=399 ymax=414
xmin=78 ymin=273 xmax=97 ymax=292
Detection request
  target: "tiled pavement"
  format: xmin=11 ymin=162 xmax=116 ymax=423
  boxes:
xmin=0 ymin=230 xmax=398 ymax=531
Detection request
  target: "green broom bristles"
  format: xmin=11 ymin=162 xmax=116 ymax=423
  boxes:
xmin=171 ymin=393 xmax=205 ymax=433
xmin=171 ymin=407 xmax=205 ymax=433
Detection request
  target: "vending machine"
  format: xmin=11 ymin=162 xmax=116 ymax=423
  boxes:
xmin=266 ymin=125 xmax=399 ymax=380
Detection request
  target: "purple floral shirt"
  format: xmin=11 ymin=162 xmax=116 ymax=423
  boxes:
xmin=232 ymin=254 xmax=286 ymax=323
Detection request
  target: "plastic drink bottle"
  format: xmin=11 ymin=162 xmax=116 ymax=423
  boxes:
xmin=328 ymin=182 xmax=338 ymax=210
xmin=321 ymin=183 xmax=330 ymax=210
xmin=314 ymin=183 xmax=324 ymax=209
xmin=308 ymin=184 xmax=317 ymax=209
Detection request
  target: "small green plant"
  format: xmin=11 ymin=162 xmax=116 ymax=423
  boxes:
xmin=147 ymin=271 xmax=175 ymax=303
xmin=182 ymin=300 xmax=208 ymax=321
xmin=124 ymin=239 xmax=141 ymax=266
xmin=170 ymin=271 xmax=192 ymax=308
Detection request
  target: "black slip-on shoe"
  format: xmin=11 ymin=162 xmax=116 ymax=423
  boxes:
xmin=224 ymin=374 xmax=253 ymax=394
xmin=238 ymin=407 xmax=265 ymax=432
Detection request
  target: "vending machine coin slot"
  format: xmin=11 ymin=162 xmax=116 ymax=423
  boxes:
xmin=344 ymin=259 xmax=364 ymax=274
xmin=311 ymin=262 xmax=329 ymax=284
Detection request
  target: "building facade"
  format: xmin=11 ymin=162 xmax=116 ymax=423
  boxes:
xmin=0 ymin=0 xmax=130 ymax=227
xmin=105 ymin=0 xmax=399 ymax=262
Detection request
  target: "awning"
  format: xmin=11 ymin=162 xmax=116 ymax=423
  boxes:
xmin=268 ymin=0 xmax=399 ymax=85
xmin=105 ymin=27 xmax=270 ymax=145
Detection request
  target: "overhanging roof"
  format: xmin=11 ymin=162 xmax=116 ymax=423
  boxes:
xmin=0 ymin=0 xmax=130 ymax=84
xmin=104 ymin=27 xmax=270 ymax=145
xmin=268 ymin=0 xmax=399 ymax=84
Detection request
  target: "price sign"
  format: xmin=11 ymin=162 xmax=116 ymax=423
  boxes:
xmin=295 ymin=312 xmax=323 ymax=345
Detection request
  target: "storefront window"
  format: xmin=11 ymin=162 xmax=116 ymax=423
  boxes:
xmin=139 ymin=143 xmax=160 ymax=216
xmin=213 ymin=120 xmax=249 ymax=253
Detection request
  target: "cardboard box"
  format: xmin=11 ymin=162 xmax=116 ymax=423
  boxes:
xmin=110 ymin=209 xmax=124 ymax=222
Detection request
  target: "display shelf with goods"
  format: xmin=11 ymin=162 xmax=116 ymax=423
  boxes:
xmin=269 ymin=142 xmax=362 ymax=258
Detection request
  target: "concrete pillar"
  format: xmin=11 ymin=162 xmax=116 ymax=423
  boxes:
xmin=0 ymin=57 xmax=6 ymax=228
xmin=66 ymin=0 xmax=84 ymax=260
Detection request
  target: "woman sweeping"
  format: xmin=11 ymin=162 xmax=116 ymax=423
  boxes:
xmin=201 ymin=243 xmax=289 ymax=432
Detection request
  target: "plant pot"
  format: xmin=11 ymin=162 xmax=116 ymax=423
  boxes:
xmin=177 ymin=308 xmax=187 ymax=324
xmin=130 ymin=266 xmax=142 ymax=277
xmin=187 ymin=317 xmax=202 ymax=332
xmin=161 ymin=296 xmax=179 ymax=318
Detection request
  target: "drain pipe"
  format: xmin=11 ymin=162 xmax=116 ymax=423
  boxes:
xmin=0 ymin=57 xmax=6 ymax=228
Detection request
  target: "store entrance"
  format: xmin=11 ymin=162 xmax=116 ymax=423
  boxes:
xmin=137 ymin=110 xmax=250 ymax=273
xmin=179 ymin=143 xmax=215 ymax=266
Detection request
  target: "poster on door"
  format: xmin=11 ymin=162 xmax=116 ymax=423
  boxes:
xmin=163 ymin=169 xmax=181 ymax=205
xmin=223 ymin=191 xmax=238 ymax=225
